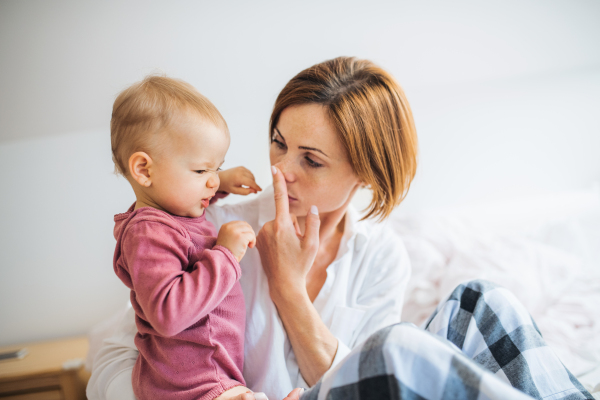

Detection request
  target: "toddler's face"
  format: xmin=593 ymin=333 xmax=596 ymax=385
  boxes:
xmin=149 ymin=112 xmax=229 ymax=218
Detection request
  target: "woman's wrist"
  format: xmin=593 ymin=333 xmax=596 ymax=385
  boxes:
xmin=269 ymin=278 xmax=308 ymax=308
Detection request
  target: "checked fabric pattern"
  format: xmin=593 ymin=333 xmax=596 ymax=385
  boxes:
xmin=300 ymin=280 xmax=592 ymax=400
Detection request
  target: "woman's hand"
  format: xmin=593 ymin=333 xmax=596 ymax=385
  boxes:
xmin=256 ymin=166 xmax=320 ymax=299
xmin=218 ymin=166 xmax=262 ymax=196
xmin=257 ymin=167 xmax=336 ymax=386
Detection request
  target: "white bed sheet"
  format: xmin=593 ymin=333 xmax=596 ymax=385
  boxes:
xmin=390 ymin=187 xmax=600 ymax=397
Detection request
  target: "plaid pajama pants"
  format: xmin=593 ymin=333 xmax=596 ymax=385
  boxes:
xmin=302 ymin=280 xmax=593 ymax=400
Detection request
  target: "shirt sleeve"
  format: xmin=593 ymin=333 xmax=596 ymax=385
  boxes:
xmin=349 ymin=230 xmax=411 ymax=350
xmin=328 ymin=228 xmax=411 ymax=370
xmin=121 ymin=220 xmax=241 ymax=337
xmin=209 ymin=191 xmax=229 ymax=204
xmin=86 ymin=306 xmax=138 ymax=400
xmin=329 ymin=339 xmax=352 ymax=370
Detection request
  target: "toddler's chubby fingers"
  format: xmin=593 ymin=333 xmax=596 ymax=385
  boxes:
xmin=235 ymin=173 xmax=261 ymax=193
xmin=235 ymin=221 xmax=256 ymax=248
xmin=247 ymin=231 xmax=257 ymax=248
xmin=238 ymin=393 xmax=268 ymax=400
xmin=242 ymin=170 xmax=262 ymax=192
xmin=229 ymin=186 xmax=257 ymax=196
xmin=218 ymin=166 xmax=261 ymax=195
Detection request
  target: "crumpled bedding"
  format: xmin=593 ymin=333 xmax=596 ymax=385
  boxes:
xmin=389 ymin=209 xmax=600 ymax=397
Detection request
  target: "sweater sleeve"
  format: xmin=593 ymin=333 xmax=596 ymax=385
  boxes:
xmin=121 ymin=220 xmax=241 ymax=337
xmin=209 ymin=191 xmax=229 ymax=204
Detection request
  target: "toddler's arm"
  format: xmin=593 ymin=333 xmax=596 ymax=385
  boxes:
xmin=120 ymin=220 xmax=241 ymax=337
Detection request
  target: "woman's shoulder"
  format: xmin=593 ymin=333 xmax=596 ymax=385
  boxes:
xmin=350 ymin=207 xmax=406 ymax=251
xmin=349 ymin=208 xmax=410 ymax=276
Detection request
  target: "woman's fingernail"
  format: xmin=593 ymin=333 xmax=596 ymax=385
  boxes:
xmin=300 ymin=388 xmax=305 ymax=394
xmin=310 ymin=205 xmax=318 ymax=215
xmin=271 ymin=166 xmax=277 ymax=175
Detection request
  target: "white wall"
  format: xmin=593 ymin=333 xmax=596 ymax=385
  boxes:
xmin=0 ymin=0 xmax=599 ymax=346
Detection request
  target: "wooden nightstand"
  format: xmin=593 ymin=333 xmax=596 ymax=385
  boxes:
xmin=0 ymin=336 xmax=90 ymax=400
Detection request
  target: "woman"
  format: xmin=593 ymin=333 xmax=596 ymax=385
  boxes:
xmin=87 ymin=57 xmax=591 ymax=400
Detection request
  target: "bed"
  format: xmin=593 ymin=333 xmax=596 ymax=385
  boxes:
xmin=86 ymin=186 xmax=600 ymax=398
xmin=390 ymin=185 xmax=600 ymax=398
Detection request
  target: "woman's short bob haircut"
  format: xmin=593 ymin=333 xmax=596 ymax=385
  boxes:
xmin=270 ymin=57 xmax=418 ymax=221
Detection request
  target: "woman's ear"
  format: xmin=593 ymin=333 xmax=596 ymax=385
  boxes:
xmin=128 ymin=152 xmax=153 ymax=187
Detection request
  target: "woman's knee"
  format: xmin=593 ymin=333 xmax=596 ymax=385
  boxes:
xmin=461 ymin=279 xmax=498 ymax=290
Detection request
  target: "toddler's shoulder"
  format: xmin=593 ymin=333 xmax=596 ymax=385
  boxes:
xmin=122 ymin=208 xmax=190 ymax=240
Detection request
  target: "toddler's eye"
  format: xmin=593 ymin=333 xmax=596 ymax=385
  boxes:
xmin=195 ymin=170 xmax=206 ymax=174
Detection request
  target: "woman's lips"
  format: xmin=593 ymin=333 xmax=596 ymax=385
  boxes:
xmin=288 ymin=195 xmax=298 ymax=203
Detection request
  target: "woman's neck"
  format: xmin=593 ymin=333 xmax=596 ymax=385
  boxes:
xmin=297 ymin=198 xmax=352 ymax=245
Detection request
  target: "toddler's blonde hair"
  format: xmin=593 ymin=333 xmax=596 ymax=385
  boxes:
xmin=111 ymin=75 xmax=228 ymax=176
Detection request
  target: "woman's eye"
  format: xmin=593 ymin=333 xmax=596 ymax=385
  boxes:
xmin=271 ymin=138 xmax=286 ymax=150
xmin=305 ymin=156 xmax=323 ymax=168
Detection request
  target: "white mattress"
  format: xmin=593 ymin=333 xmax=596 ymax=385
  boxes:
xmin=389 ymin=186 xmax=600 ymax=397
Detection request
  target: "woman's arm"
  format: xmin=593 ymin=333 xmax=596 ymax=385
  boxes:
xmin=257 ymin=167 xmax=412 ymax=386
xmin=271 ymin=287 xmax=339 ymax=386
xmin=266 ymin=228 xmax=411 ymax=387
xmin=256 ymin=167 xmax=337 ymax=386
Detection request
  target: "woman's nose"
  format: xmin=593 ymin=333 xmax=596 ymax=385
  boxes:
xmin=274 ymin=161 xmax=296 ymax=183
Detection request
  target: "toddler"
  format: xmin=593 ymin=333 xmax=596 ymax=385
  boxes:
xmin=110 ymin=76 xmax=261 ymax=400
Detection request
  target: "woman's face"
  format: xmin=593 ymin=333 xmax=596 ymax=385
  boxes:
xmin=270 ymin=103 xmax=362 ymax=217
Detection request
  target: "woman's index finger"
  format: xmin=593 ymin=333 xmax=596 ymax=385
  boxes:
xmin=271 ymin=166 xmax=290 ymax=222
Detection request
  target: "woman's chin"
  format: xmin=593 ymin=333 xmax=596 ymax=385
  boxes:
xmin=288 ymin=202 xmax=306 ymax=216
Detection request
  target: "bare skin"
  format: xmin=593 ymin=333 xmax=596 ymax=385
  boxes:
xmin=257 ymin=104 xmax=363 ymax=388
xmin=218 ymin=104 xmax=362 ymax=399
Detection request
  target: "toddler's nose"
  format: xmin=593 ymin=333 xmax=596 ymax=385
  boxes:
xmin=206 ymin=173 xmax=220 ymax=189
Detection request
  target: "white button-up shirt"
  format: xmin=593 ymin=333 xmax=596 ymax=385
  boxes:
xmin=87 ymin=186 xmax=411 ymax=400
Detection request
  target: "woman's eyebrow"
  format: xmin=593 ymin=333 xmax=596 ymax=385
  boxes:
xmin=274 ymin=128 xmax=287 ymax=143
xmin=275 ymin=128 xmax=329 ymax=158
xmin=299 ymin=145 xmax=329 ymax=158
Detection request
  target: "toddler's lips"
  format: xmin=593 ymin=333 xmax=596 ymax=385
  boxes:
xmin=288 ymin=194 xmax=298 ymax=203
xmin=201 ymin=197 xmax=212 ymax=208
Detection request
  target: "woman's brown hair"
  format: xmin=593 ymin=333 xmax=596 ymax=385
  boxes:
xmin=270 ymin=57 xmax=418 ymax=221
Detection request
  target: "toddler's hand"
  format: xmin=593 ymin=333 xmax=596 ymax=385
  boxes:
xmin=216 ymin=221 xmax=256 ymax=262
xmin=218 ymin=167 xmax=262 ymax=196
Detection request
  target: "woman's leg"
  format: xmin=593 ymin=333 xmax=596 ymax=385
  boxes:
xmin=301 ymin=323 xmax=533 ymax=400
xmin=423 ymin=279 xmax=592 ymax=400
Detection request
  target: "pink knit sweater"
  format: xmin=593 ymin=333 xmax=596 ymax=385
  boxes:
xmin=113 ymin=204 xmax=245 ymax=400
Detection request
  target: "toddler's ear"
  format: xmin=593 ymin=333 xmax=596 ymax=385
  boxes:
xmin=129 ymin=152 xmax=153 ymax=187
